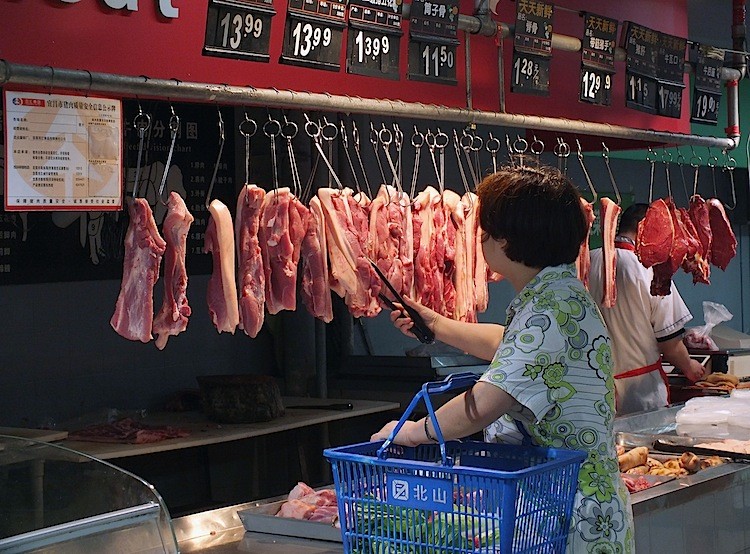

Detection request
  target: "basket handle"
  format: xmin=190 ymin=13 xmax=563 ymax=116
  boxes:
xmin=376 ymin=372 xmax=480 ymax=466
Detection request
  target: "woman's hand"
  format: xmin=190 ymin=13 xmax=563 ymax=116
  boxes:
xmin=388 ymin=296 xmax=439 ymax=340
xmin=370 ymin=420 xmax=423 ymax=446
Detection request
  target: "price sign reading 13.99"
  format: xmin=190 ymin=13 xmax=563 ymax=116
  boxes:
xmin=281 ymin=0 xmax=345 ymax=71
xmin=204 ymin=0 xmax=276 ymax=62
xmin=347 ymin=0 xmax=402 ymax=80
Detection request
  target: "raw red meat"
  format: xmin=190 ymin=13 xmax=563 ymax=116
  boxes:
xmin=259 ymin=188 xmax=310 ymax=315
xmin=276 ymin=499 xmax=315 ymax=520
xmin=688 ymin=195 xmax=712 ymax=266
xmin=68 ymin=418 xmax=189 ymax=444
xmin=412 ymin=186 xmax=442 ymax=309
xmin=677 ymin=207 xmax=709 ymax=285
xmin=599 ymin=197 xmax=621 ymax=308
xmin=707 ymin=198 xmax=737 ymax=270
xmin=205 ymin=199 xmax=240 ymax=333
xmin=235 ymin=185 xmax=266 ymax=338
xmin=621 ymin=474 xmax=651 ymax=493
xmin=307 ymin=505 xmax=339 ymax=524
xmin=288 ymin=481 xmax=316 ymax=500
xmin=650 ymin=198 xmax=689 ymax=297
xmin=576 ymin=198 xmax=596 ymax=289
xmin=301 ymin=196 xmax=333 ymax=322
xmin=153 ymin=192 xmax=194 ymax=350
xmin=111 ymin=199 xmax=167 ymax=342
xmin=368 ymin=185 xmax=413 ymax=301
xmin=636 ymin=198 xmax=674 ymax=268
xmin=462 ymin=192 xmax=482 ymax=322
xmin=317 ymin=188 xmax=381 ymax=318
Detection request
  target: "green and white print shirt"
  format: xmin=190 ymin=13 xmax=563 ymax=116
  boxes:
xmin=480 ymin=264 xmax=634 ymax=554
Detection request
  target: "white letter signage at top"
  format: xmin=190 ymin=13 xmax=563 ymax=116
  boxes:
xmin=55 ymin=0 xmax=179 ymax=19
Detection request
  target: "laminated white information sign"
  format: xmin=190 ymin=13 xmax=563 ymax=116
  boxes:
xmin=3 ymin=90 xmax=122 ymax=211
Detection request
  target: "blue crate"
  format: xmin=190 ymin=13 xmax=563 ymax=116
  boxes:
xmin=324 ymin=373 xmax=586 ymax=554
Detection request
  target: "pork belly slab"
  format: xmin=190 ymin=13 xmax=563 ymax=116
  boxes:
xmin=111 ymin=198 xmax=166 ymax=342
xmin=153 ymin=192 xmax=194 ymax=350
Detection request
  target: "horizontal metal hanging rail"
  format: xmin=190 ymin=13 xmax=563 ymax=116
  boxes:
xmin=0 ymin=60 xmax=738 ymax=150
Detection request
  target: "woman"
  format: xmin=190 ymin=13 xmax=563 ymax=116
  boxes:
xmin=372 ymin=166 xmax=634 ymax=553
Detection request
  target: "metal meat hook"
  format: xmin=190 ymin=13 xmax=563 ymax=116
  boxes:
xmin=205 ymin=107 xmax=225 ymax=209
xmin=157 ymin=104 xmax=179 ymax=206
xmin=131 ymin=105 xmax=151 ymax=199
xmin=602 ymin=143 xmax=621 ymax=205
xmin=575 ymin=139 xmax=597 ymax=203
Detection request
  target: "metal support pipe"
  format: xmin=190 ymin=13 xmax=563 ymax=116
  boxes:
xmin=726 ymin=79 xmax=741 ymax=143
xmin=0 ymin=61 xmax=737 ymax=150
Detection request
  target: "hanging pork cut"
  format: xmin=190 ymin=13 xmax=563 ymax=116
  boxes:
xmin=677 ymin=207 xmax=709 ymax=285
xmin=412 ymin=186 xmax=442 ymax=309
xmin=111 ymin=198 xmax=167 ymax=343
xmin=152 ymin=192 xmax=194 ymax=350
xmin=368 ymin=185 xmax=414 ymax=301
xmin=576 ymin=198 xmax=596 ymax=289
xmin=707 ymin=198 xmax=737 ymax=270
xmin=442 ymin=190 xmax=469 ymax=321
xmin=205 ymin=199 xmax=240 ymax=333
xmin=301 ymin=196 xmax=333 ymax=322
xmin=462 ymin=192 xmax=483 ymax=322
xmin=650 ymin=198 xmax=690 ymax=296
xmin=235 ymin=185 xmax=266 ymax=338
xmin=599 ymin=197 xmax=621 ymax=308
xmin=317 ymin=187 xmax=381 ymax=318
xmin=688 ymin=195 xmax=712 ymax=267
xmin=258 ymin=188 xmax=310 ymax=315
xmin=636 ymin=198 xmax=674 ymax=268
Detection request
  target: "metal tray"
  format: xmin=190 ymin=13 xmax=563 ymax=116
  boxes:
xmin=653 ymin=437 xmax=750 ymax=462
xmin=238 ymin=500 xmax=342 ymax=543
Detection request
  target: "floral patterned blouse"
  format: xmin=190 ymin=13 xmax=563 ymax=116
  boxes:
xmin=480 ymin=264 xmax=634 ymax=554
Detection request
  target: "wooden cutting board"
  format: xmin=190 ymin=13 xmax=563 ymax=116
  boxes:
xmin=0 ymin=427 xmax=69 ymax=442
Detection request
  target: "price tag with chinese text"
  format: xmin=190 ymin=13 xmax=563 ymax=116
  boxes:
xmin=512 ymin=0 xmax=553 ymax=95
xmin=690 ymin=44 xmax=724 ymax=125
xmin=407 ymin=0 xmax=459 ymax=85
xmin=281 ymin=0 xmax=346 ymax=71
xmin=579 ymin=13 xmax=617 ymax=105
xmin=204 ymin=0 xmax=275 ymax=62
xmin=347 ymin=0 xmax=402 ymax=80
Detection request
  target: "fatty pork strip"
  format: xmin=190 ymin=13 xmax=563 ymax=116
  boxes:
xmin=152 ymin=192 xmax=194 ymax=350
xmin=412 ymin=186 xmax=441 ymax=308
xmin=235 ymin=185 xmax=266 ymax=338
xmin=258 ymin=188 xmax=310 ymax=315
xmin=442 ymin=190 xmax=469 ymax=321
xmin=368 ymin=185 xmax=414 ymax=301
xmin=111 ymin=198 xmax=167 ymax=343
xmin=576 ymin=198 xmax=596 ymax=289
xmin=599 ymin=197 xmax=621 ymax=308
xmin=707 ymin=198 xmax=737 ymax=270
xmin=317 ymin=187 xmax=381 ymax=318
xmin=462 ymin=192 xmax=482 ymax=322
xmin=301 ymin=196 xmax=333 ymax=322
xmin=205 ymin=199 xmax=240 ymax=333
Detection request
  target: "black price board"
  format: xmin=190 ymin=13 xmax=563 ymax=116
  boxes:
xmin=621 ymin=22 xmax=659 ymax=113
xmin=347 ymin=0 xmax=403 ymax=80
xmin=0 ymin=101 xmax=236 ymax=285
xmin=281 ymin=0 xmax=346 ymax=71
xmin=512 ymin=0 xmax=553 ymax=96
xmin=511 ymin=52 xmax=551 ymax=95
xmin=690 ymin=44 xmax=724 ymax=125
xmin=655 ymin=32 xmax=686 ymax=118
xmin=514 ymin=0 xmax=553 ymax=55
xmin=580 ymin=12 xmax=617 ymax=105
xmin=204 ymin=0 xmax=275 ymax=62
xmin=407 ymin=0 xmax=459 ymax=85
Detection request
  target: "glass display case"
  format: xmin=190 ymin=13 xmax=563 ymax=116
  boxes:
xmin=0 ymin=434 xmax=177 ymax=554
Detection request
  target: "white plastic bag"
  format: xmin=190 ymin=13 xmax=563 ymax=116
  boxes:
xmin=683 ymin=301 xmax=733 ymax=350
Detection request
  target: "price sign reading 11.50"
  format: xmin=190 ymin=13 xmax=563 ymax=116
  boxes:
xmin=204 ymin=0 xmax=276 ymax=62
xmin=408 ymin=0 xmax=459 ymax=85
xmin=281 ymin=0 xmax=345 ymax=71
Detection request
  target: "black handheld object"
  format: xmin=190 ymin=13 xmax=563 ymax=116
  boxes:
xmin=369 ymin=260 xmax=435 ymax=344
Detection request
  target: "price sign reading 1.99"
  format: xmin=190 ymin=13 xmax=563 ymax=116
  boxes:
xmin=281 ymin=0 xmax=346 ymax=71
xmin=204 ymin=0 xmax=276 ymax=62
xmin=579 ymin=13 xmax=617 ymax=106
xmin=408 ymin=0 xmax=459 ymax=85
xmin=511 ymin=0 xmax=553 ymax=95
xmin=347 ymin=0 xmax=402 ymax=80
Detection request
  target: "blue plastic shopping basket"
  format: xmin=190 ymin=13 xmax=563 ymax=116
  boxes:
xmin=324 ymin=372 xmax=587 ymax=554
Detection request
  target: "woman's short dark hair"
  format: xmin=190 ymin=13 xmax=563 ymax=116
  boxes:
xmin=477 ymin=165 xmax=588 ymax=268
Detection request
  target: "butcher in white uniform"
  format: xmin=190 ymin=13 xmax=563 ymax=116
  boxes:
xmin=589 ymin=203 xmax=705 ymax=415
